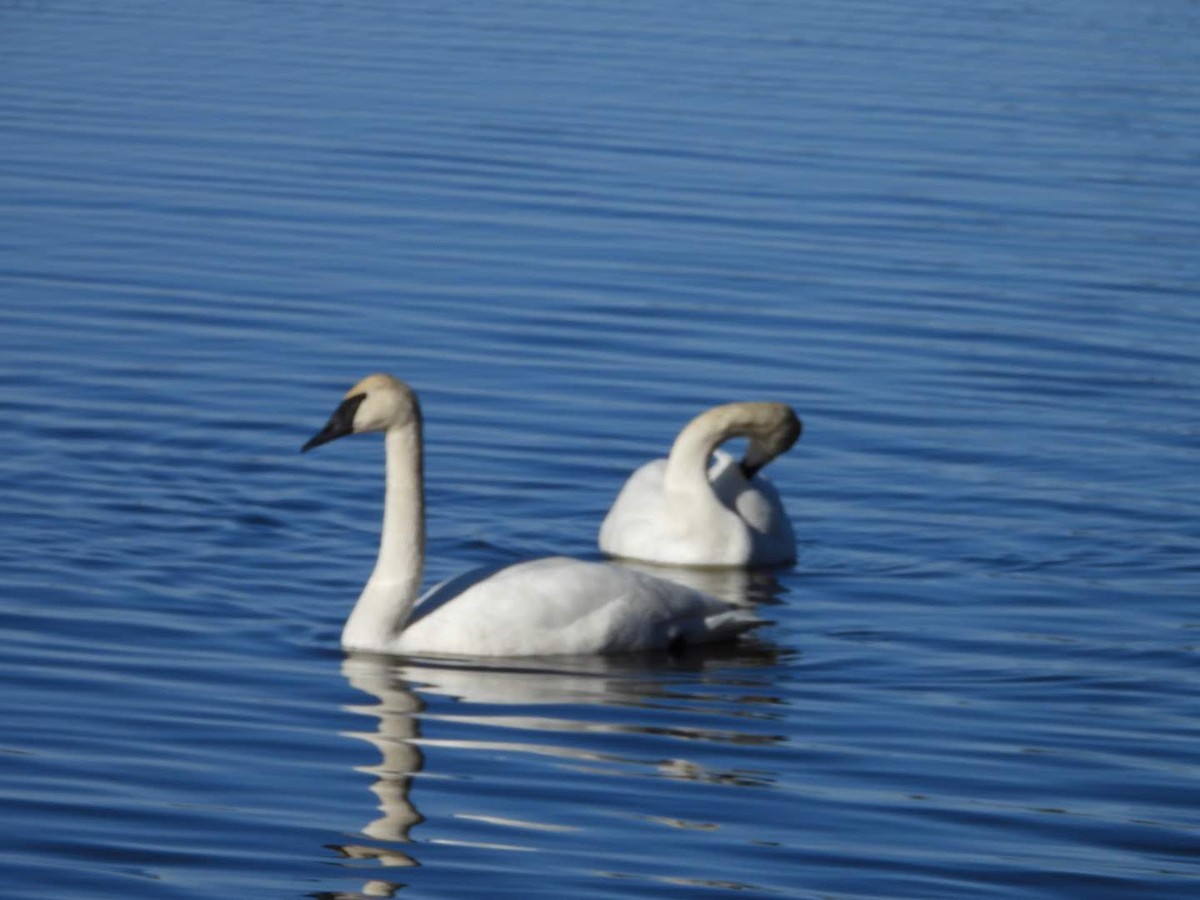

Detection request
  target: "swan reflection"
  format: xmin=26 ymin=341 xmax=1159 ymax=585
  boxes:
xmin=329 ymin=619 xmax=786 ymax=895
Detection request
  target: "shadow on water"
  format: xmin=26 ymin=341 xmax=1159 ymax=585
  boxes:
xmin=608 ymin=560 xmax=789 ymax=608
xmin=327 ymin=630 xmax=788 ymax=897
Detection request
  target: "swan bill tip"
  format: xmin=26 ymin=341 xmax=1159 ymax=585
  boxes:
xmin=302 ymin=392 xmax=368 ymax=453
xmin=300 ymin=434 xmax=326 ymax=453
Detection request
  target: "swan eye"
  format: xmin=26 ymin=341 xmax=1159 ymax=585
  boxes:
xmin=302 ymin=392 xmax=367 ymax=452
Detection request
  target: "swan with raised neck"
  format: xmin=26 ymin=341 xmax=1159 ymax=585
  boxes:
xmin=599 ymin=401 xmax=801 ymax=567
xmin=302 ymin=374 xmax=761 ymax=656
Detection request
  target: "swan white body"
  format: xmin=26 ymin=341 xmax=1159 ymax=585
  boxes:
xmin=302 ymin=374 xmax=759 ymax=658
xmin=599 ymin=402 xmax=801 ymax=567
xmin=372 ymin=556 xmax=750 ymax=657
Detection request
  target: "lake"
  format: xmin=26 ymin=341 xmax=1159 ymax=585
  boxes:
xmin=2 ymin=0 xmax=1198 ymax=897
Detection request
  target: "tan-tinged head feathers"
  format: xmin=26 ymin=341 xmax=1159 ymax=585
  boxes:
xmin=302 ymin=372 xmax=421 ymax=452
xmin=668 ymin=401 xmax=802 ymax=480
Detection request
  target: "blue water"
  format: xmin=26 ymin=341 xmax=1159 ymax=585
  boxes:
xmin=2 ymin=1 xmax=1199 ymax=896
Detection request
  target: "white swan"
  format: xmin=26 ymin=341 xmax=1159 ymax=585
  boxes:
xmin=302 ymin=374 xmax=760 ymax=657
xmin=598 ymin=402 xmax=801 ymax=567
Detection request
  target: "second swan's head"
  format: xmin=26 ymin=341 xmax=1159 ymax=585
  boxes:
xmin=301 ymin=373 xmax=420 ymax=452
xmin=732 ymin=402 xmax=802 ymax=479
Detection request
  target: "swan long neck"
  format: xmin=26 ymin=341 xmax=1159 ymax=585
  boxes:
xmin=662 ymin=402 xmax=798 ymax=500
xmin=342 ymin=417 xmax=425 ymax=649
xmin=663 ymin=406 xmax=739 ymax=503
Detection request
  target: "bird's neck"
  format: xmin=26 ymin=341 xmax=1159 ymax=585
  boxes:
xmin=342 ymin=421 xmax=425 ymax=650
xmin=663 ymin=409 xmax=733 ymax=512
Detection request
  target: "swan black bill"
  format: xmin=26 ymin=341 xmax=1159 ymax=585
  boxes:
xmin=301 ymin=393 xmax=367 ymax=452
xmin=739 ymin=459 xmax=763 ymax=480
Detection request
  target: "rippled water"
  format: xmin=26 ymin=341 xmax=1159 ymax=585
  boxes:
xmin=2 ymin=0 xmax=1199 ymax=897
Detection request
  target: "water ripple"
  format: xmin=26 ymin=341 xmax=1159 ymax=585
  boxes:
xmin=2 ymin=0 xmax=1199 ymax=896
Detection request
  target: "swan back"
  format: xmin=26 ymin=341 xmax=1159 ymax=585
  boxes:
xmin=386 ymin=557 xmax=760 ymax=657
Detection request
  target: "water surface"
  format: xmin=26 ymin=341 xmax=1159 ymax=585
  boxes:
xmin=2 ymin=0 xmax=1198 ymax=897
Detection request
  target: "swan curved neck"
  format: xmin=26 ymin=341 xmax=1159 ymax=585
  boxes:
xmin=342 ymin=420 xmax=425 ymax=649
xmin=663 ymin=402 xmax=796 ymax=498
xmin=663 ymin=406 xmax=740 ymax=499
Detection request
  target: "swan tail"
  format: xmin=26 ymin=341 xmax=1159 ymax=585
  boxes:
xmin=688 ymin=608 xmax=765 ymax=646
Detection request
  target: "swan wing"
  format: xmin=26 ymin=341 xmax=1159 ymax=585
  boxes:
xmin=601 ymin=452 xmax=795 ymax=565
xmin=598 ymin=458 xmax=741 ymax=564
xmin=393 ymin=557 xmax=759 ymax=657
xmin=708 ymin=455 xmax=796 ymax=565
xmin=599 ymin=459 xmax=659 ymax=555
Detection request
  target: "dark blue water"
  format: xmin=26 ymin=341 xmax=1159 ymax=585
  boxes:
xmin=2 ymin=1 xmax=1198 ymax=896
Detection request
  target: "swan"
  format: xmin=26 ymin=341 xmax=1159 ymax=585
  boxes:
xmin=301 ymin=374 xmax=760 ymax=657
xmin=598 ymin=402 xmax=801 ymax=567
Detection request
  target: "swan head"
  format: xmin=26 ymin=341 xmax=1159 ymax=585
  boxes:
xmin=302 ymin=373 xmax=420 ymax=452
xmin=735 ymin=402 xmax=802 ymax=479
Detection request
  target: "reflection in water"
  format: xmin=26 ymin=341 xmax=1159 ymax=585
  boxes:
xmin=340 ymin=665 xmax=425 ymax=846
xmin=332 ymin=623 xmax=787 ymax=894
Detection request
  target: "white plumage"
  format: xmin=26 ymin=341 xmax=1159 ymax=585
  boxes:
xmin=390 ymin=556 xmax=751 ymax=656
xmin=302 ymin=374 xmax=759 ymax=657
xmin=599 ymin=402 xmax=801 ymax=567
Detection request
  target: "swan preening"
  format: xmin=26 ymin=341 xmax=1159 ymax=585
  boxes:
xmin=599 ymin=402 xmax=801 ymax=567
xmin=302 ymin=374 xmax=760 ymax=657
